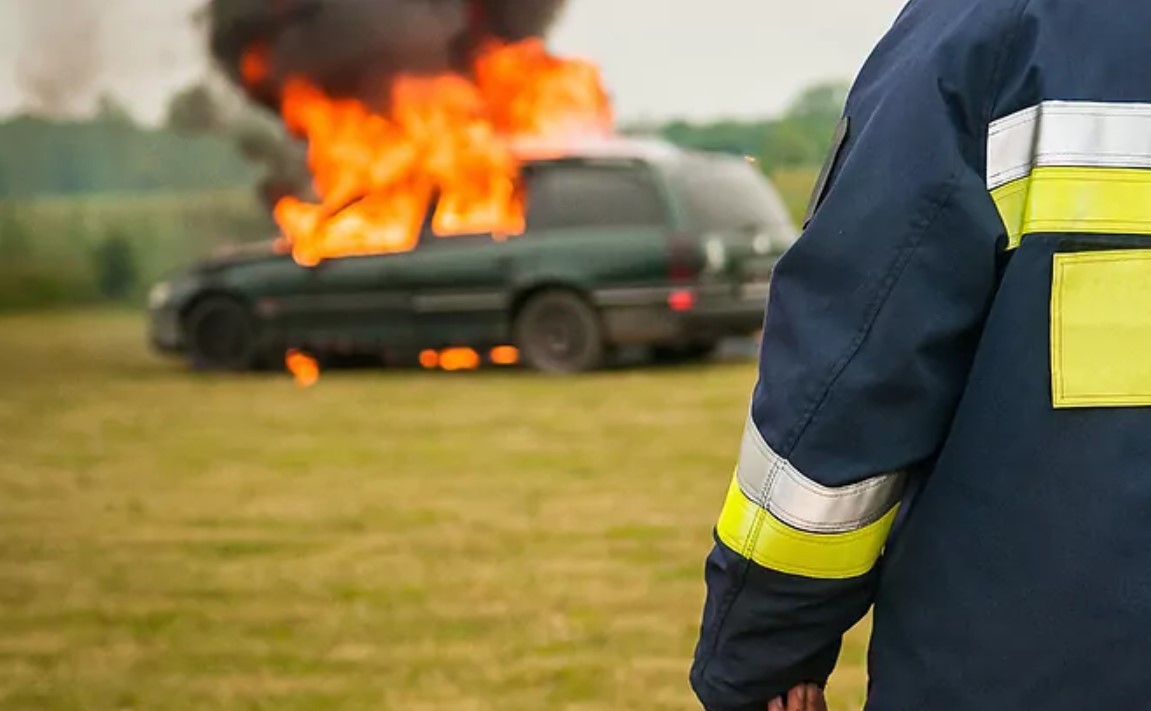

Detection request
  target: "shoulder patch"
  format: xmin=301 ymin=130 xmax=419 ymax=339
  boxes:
xmin=803 ymin=116 xmax=850 ymax=228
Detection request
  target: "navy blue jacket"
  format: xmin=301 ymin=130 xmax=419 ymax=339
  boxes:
xmin=692 ymin=1 xmax=1151 ymax=709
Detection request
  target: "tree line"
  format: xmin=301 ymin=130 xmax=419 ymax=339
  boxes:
xmin=0 ymin=98 xmax=254 ymax=199
xmin=629 ymin=82 xmax=848 ymax=174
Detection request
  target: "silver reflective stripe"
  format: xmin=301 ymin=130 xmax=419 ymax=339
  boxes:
xmin=736 ymin=418 xmax=905 ymax=535
xmin=988 ymin=101 xmax=1151 ymax=190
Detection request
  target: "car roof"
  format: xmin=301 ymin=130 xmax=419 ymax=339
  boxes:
xmin=512 ymin=136 xmax=684 ymax=164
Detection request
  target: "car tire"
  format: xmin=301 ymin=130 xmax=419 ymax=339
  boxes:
xmin=185 ymin=297 xmax=261 ymax=372
xmin=514 ymin=290 xmax=605 ymax=374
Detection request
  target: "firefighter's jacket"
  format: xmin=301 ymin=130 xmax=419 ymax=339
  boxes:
xmin=691 ymin=1 xmax=1151 ymax=709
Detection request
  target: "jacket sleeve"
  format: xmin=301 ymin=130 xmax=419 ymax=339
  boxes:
xmin=691 ymin=1 xmax=1029 ymax=709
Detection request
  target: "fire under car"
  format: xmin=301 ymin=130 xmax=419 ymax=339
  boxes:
xmin=147 ymin=139 xmax=798 ymax=374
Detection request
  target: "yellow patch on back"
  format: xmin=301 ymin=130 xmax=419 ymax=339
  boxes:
xmin=1051 ymin=250 xmax=1151 ymax=408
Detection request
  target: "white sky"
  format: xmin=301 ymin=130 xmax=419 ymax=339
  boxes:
xmin=0 ymin=0 xmax=910 ymax=124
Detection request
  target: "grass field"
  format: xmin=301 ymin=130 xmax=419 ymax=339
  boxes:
xmin=0 ymin=311 xmax=868 ymax=711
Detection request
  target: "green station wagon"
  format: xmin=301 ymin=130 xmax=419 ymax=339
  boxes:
xmin=148 ymin=139 xmax=797 ymax=373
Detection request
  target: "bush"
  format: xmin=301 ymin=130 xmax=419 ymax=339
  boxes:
xmin=94 ymin=233 xmax=139 ymax=301
xmin=0 ymin=190 xmax=272 ymax=311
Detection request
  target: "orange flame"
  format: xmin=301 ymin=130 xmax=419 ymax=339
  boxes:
xmin=265 ymin=40 xmax=613 ymax=266
xmin=476 ymin=40 xmax=613 ymax=139
xmin=419 ymin=346 xmax=518 ymax=371
xmin=241 ymin=43 xmax=272 ymax=87
xmin=439 ymin=348 xmax=482 ymax=372
xmin=419 ymin=349 xmax=440 ymax=369
xmin=285 ymin=349 xmax=320 ymax=388
xmin=490 ymin=346 xmax=520 ymax=366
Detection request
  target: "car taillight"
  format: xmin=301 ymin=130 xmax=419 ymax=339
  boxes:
xmin=668 ymin=289 xmax=696 ymax=312
xmin=666 ymin=232 xmax=704 ymax=283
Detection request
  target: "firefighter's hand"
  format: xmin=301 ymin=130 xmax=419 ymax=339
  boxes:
xmin=767 ymin=683 xmax=828 ymax=711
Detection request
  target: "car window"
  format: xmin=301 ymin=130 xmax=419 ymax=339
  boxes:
xmin=524 ymin=161 xmax=667 ymax=231
xmin=415 ymin=193 xmax=504 ymax=249
xmin=675 ymin=157 xmax=798 ymax=251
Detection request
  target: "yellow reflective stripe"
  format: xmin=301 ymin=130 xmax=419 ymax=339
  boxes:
xmin=991 ymin=178 xmax=1030 ymax=250
xmin=993 ymin=167 xmax=1151 ymax=250
xmin=716 ymin=474 xmax=899 ymax=580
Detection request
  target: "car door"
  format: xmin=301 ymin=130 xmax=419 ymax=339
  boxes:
xmin=403 ymin=209 xmax=516 ymax=349
xmin=290 ymin=251 xmax=416 ymax=352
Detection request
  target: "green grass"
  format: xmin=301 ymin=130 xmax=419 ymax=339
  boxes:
xmin=0 ymin=311 xmax=868 ymax=711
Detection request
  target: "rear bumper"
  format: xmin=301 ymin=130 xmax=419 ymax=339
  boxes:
xmin=595 ymin=282 xmax=769 ymax=346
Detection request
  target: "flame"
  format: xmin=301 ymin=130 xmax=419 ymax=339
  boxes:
xmin=476 ymin=40 xmax=612 ymax=139
xmin=439 ymin=348 xmax=482 ymax=372
xmin=264 ymin=40 xmax=613 ymax=266
xmin=490 ymin=346 xmax=520 ymax=366
xmin=285 ymin=349 xmax=320 ymax=388
xmin=241 ymin=43 xmax=272 ymax=87
xmin=419 ymin=349 xmax=440 ymax=369
xmin=420 ymin=347 xmax=517 ymax=371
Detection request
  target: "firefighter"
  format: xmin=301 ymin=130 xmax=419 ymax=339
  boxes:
xmin=691 ymin=0 xmax=1151 ymax=709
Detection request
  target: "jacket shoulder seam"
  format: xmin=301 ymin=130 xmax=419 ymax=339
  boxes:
xmin=985 ymin=0 xmax=1036 ymax=125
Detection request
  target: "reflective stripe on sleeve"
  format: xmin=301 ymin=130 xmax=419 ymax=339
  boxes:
xmin=736 ymin=417 xmax=905 ymax=534
xmin=988 ymin=101 xmax=1151 ymax=190
xmin=715 ymin=418 xmax=905 ymax=579
xmin=986 ymin=101 xmax=1151 ymax=248
xmin=717 ymin=474 xmax=900 ymax=580
xmin=993 ymin=167 xmax=1151 ymax=249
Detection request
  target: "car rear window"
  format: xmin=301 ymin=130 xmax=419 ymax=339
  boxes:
xmin=524 ymin=161 xmax=667 ymax=230
xmin=674 ymin=156 xmax=798 ymax=251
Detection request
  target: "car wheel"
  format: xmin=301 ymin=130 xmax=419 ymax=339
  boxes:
xmin=185 ymin=297 xmax=260 ymax=372
xmin=514 ymin=290 xmax=605 ymax=374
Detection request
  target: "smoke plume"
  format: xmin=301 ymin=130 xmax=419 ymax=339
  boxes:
xmin=165 ymin=76 xmax=312 ymax=210
xmin=208 ymin=0 xmax=569 ymax=108
xmin=176 ymin=0 xmax=568 ymax=211
xmin=15 ymin=0 xmax=105 ymax=116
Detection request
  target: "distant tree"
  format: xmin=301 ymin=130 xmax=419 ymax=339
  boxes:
xmin=659 ymin=119 xmax=773 ymax=157
xmin=650 ymin=80 xmax=850 ymax=174
xmin=94 ymin=94 xmax=136 ymax=127
xmin=94 ymin=231 xmax=139 ymax=301
xmin=760 ymin=120 xmax=818 ymax=169
xmin=0 ymin=113 xmax=255 ymax=197
xmin=785 ymin=82 xmax=850 ymax=123
xmin=166 ymin=83 xmax=223 ymax=134
xmin=759 ymin=81 xmax=850 ymax=172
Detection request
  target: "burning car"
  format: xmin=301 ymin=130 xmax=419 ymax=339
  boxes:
xmin=153 ymin=1 xmax=794 ymax=373
xmin=148 ymin=138 xmax=796 ymax=373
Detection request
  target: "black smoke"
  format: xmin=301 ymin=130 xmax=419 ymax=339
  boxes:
xmin=208 ymin=0 xmax=568 ymax=109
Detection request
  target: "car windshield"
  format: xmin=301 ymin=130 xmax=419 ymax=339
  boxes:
xmin=675 ymin=156 xmax=798 ymax=251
